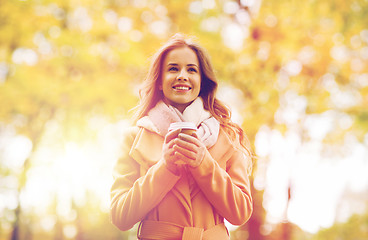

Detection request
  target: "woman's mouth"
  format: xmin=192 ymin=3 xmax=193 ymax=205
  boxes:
xmin=173 ymin=86 xmax=191 ymax=91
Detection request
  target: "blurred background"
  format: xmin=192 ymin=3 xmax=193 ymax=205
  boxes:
xmin=1 ymin=0 xmax=367 ymax=239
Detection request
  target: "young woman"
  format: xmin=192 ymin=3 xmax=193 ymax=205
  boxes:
xmin=110 ymin=34 xmax=253 ymax=240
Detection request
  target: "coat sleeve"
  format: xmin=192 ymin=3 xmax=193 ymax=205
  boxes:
xmin=189 ymin=132 xmax=253 ymax=225
xmin=110 ymin=127 xmax=181 ymax=231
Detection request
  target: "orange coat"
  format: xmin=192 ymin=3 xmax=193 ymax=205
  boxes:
xmin=110 ymin=122 xmax=253 ymax=239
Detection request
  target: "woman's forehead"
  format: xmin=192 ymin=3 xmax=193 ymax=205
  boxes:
xmin=164 ymin=47 xmax=199 ymax=65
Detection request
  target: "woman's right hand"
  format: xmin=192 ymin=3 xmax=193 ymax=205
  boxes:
xmin=162 ymin=128 xmax=181 ymax=175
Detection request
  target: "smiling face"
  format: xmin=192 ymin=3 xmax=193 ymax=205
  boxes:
xmin=160 ymin=46 xmax=201 ymax=112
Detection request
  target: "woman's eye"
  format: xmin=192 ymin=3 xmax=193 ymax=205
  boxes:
xmin=169 ymin=67 xmax=178 ymax=72
xmin=188 ymin=68 xmax=197 ymax=73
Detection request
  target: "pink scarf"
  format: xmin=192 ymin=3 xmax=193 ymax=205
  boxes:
xmin=147 ymin=98 xmax=220 ymax=148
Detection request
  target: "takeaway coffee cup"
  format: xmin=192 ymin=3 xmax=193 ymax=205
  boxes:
xmin=168 ymin=122 xmax=197 ymax=136
xmin=168 ymin=122 xmax=197 ymax=165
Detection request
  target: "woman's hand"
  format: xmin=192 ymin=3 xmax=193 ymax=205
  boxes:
xmin=173 ymin=132 xmax=206 ymax=168
xmin=162 ymin=128 xmax=181 ymax=175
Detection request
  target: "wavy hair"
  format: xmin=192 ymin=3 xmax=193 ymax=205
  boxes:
xmin=132 ymin=34 xmax=253 ymax=157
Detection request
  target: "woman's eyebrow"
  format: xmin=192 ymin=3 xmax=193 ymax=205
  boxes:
xmin=187 ymin=64 xmax=199 ymax=68
xmin=167 ymin=63 xmax=199 ymax=68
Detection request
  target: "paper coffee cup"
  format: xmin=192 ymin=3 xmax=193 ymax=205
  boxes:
xmin=168 ymin=122 xmax=197 ymax=165
xmin=168 ymin=122 xmax=197 ymax=136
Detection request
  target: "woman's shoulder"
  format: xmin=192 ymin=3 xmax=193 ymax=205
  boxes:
xmin=217 ymin=126 xmax=250 ymax=155
xmin=121 ymin=126 xmax=140 ymax=145
xmin=136 ymin=116 xmax=160 ymax=134
xmin=214 ymin=128 xmax=237 ymax=153
xmin=218 ymin=127 xmax=238 ymax=145
xmin=122 ymin=116 xmax=161 ymax=145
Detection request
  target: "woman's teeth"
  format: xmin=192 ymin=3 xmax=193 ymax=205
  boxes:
xmin=174 ymin=86 xmax=190 ymax=90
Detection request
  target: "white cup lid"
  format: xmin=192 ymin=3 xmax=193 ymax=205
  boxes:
xmin=168 ymin=122 xmax=197 ymax=131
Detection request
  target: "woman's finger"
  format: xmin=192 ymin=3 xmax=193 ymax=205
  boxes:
xmin=177 ymin=133 xmax=201 ymax=147
xmin=173 ymin=144 xmax=197 ymax=160
xmin=165 ymin=128 xmax=181 ymax=143
xmin=174 ymin=138 xmax=195 ymax=151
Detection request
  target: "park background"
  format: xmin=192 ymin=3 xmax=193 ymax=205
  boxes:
xmin=1 ymin=0 xmax=368 ymax=239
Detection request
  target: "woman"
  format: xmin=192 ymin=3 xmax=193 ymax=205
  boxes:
xmin=110 ymin=34 xmax=253 ymax=240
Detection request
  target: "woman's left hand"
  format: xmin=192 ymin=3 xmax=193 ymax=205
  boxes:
xmin=173 ymin=132 xmax=206 ymax=168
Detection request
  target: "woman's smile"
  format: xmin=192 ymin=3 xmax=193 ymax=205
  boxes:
xmin=172 ymin=84 xmax=192 ymax=91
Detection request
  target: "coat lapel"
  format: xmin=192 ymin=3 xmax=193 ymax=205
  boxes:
xmin=129 ymin=128 xmax=163 ymax=172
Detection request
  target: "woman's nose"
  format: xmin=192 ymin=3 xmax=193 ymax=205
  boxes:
xmin=177 ymin=69 xmax=188 ymax=81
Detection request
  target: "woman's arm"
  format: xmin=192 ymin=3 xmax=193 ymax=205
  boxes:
xmin=189 ymin=133 xmax=253 ymax=225
xmin=110 ymin=127 xmax=181 ymax=231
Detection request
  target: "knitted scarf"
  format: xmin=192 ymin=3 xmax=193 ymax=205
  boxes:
xmin=146 ymin=98 xmax=220 ymax=148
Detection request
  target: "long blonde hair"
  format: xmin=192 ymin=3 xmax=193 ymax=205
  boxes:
xmin=133 ymin=34 xmax=253 ymax=156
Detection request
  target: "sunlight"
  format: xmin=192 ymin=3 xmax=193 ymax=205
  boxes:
xmin=255 ymin=118 xmax=368 ymax=233
xmin=11 ymin=48 xmax=39 ymax=66
xmin=15 ymin=118 xmax=130 ymax=220
xmin=221 ymin=23 xmax=248 ymax=50
xmin=3 ymin=134 xmax=32 ymax=169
